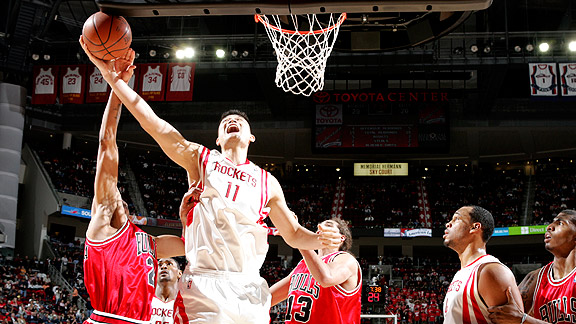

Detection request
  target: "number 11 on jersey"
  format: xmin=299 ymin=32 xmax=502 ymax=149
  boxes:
xmin=225 ymin=182 xmax=240 ymax=201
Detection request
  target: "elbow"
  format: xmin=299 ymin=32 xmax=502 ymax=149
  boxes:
xmin=314 ymin=276 xmax=335 ymax=288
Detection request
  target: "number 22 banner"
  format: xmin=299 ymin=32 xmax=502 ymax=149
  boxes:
xmin=138 ymin=63 xmax=168 ymax=101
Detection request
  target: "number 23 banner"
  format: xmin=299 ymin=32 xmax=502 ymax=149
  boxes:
xmin=59 ymin=65 xmax=86 ymax=104
xmin=138 ymin=63 xmax=168 ymax=101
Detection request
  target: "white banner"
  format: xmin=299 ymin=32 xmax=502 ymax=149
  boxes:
xmin=384 ymin=228 xmax=401 ymax=237
xmin=401 ymin=228 xmax=432 ymax=237
xmin=354 ymin=163 xmax=408 ymax=176
xmin=529 ymin=63 xmax=558 ymax=96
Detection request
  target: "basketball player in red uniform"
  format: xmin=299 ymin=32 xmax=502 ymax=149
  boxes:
xmin=79 ymin=37 xmax=341 ymax=323
xmin=83 ymin=49 xmax=184 ymax=324
xmin=443 ymin=205 xmax=523 ymax=324
xmin=270 ymin=218 xmax=362 ymax=324
xmin=489 ymin=209 xmax=576 ymax=324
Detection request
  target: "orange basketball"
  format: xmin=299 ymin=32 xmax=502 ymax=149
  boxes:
xmin=82 ymin=12 xmax=132 ymax=60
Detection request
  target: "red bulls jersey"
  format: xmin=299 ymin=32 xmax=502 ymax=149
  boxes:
xmin=84 ymin=220 xmax=157 ymax=324
xmin=285 ymin=251 xmax=361 ymax=324
xmin=533 ymin=262 xmax=576 ymax=323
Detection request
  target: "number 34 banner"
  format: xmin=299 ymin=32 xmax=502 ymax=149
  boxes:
xmin=138 ymin=63 xmax=168 ymax=101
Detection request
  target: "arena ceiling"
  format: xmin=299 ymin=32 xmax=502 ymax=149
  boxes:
xmin=4 ymin=0 xmax=576 ymax=163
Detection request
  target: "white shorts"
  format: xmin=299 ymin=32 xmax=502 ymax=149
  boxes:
xmin=177 ymin=268 xmax=271 ymax=324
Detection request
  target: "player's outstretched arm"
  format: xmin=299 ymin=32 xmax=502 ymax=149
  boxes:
xmin=156 ymin=235 xmax=185 ymax=259
xmin=299 ymin=250 xmax=358 ymax=288
xmin=79 ymin=36 xmax=200 ymax=177
xmin=269 ymin=275 xmax=291 ymax=306
xmin=266 ymin=175 xmax=341 ymax=250
xmin=87 ymin=87 xmax=126 ymax=241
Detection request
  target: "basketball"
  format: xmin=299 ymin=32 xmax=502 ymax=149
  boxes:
xmin=82 ymin=12 xmax=132 ymax=60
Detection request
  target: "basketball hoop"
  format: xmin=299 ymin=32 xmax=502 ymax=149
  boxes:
xmin=255 ymin=13 xmax=347 ymax=96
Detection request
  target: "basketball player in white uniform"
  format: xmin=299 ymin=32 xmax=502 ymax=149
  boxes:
xmin=35 ymin=67 xmax=55 ymax=95
xmin=150 ymin=258 xmax=181 ymax=324
xmin=79 ymin=37 xmax=342 ymax=324
xmin=443 ymin=206 xmax=523 ymax=324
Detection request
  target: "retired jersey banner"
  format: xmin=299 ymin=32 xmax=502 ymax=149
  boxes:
xmin=59 ymin=65 xmax=86 ymax=104
xmin=559 ymin=63 xmax=576 ymax=96
xmin=166 ymin=62 xmax=195 ymax=101
xmin=529 ymin=63 xmax=558 ymax=96
xmin=354 ymin=163 xmax=408 ymax=176
xmin=86 ymin=65 xmax=110 ymax=103
xmin=32 ymin=65 xmax=58 ymax=105
xmin=138 ymin=63 xmax=168 ymax=101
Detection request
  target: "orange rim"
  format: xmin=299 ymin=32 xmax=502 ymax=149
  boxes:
xmin=255 ymin=13 xmax=347 ymax=35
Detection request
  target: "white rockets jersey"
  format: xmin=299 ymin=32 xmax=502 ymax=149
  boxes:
xmin=149 ymin=296 xmax=175 ymax=324
xmin=89 ymin=69 xmax=108 ymax=93
xmin=169 ymin=65 xmax=192 ymax=92
xmin=184 ymin=146 xmax=271 ymax=275
xmin=142 ymin=66 xmax=163 ymax=92
xmin=443 ymin=255 xmax=504 ymax=324
xmin=35 ymin=68 xmax=55 ymax=94
xmin=62 ymin=67 xmax=82 ymax=94
xmin=530 ymin=64 xmax=557 ymax=95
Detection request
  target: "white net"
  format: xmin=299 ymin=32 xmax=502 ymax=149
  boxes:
xmin=256 ymin=13 xmax=346 ymax=96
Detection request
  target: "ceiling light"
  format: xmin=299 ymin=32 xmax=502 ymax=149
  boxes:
xmin=514 ymin=45 xmax=522 ymax=53
xmin=175 ymin=49 xmax=185 ymax=59
xmin=483 ymin=46 xmax=491 ymax=54
xmin=453 ymin=47 xmax=463 ymax=55
xmin=184 ymin=48 xmax=195 ymax=58
xmin=539 ymin=42 xmax=550 ymax=52
xmin=569 ymin=41 xmax=576 ymax=52
xmin=231 ymin=50 xmax=238 ymax=57
xmin=242 ymin=50 xmax=249 ymax=57
xmin=32 ymin=54 xmax=40 ymax=61
xmin=43 ymin=54 xmax=50 ymax=60
xmin=526 ymin=44 xmax=534 ymax=52
xmin=134 ymin=53 xmax=140 ymax=59
xmin=470 ymin=44 xmax=478 ymax=53
xmin=149 ymin=49 xmax=157 ymax=57
xmin=163 ymin=52 xmax=170 ymax=59
xmin=216 ymin=49 xmax=225 ymax=58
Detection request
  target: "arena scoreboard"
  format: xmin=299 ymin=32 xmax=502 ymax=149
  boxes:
xmin=313 ymin=90 xmax=449 ymax=153
xmin=362 ymin=285 xmax=386 ymax=304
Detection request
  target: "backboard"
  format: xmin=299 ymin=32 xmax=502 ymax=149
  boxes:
xmin=96 ymin=0 xmax=493 ymax=17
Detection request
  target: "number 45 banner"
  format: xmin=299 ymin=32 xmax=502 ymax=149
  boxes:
xmin=138 ymin=63 xmax=168 ymax=101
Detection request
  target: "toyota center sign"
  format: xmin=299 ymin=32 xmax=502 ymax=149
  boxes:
xmin=316 ymin=104 xmax=343 ymax=125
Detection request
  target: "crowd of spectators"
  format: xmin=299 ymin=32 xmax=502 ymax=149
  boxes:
xmin=0 ymin=253 xmax=87 ymax=323
xmin=37 ymin=144 xmax=576 ymax=230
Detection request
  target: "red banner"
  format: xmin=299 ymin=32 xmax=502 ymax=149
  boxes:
xmin=138 ymin=63 xmax=167 ymax=101
xmin=31 ymin=65 xmax=58 ymax=105
xmin=156 ymin=218 xmax=183 ymax=229
xmin=166 ymin=62 xmax=195 ymax=101
xmin=59 ymin=65 xmax=86 ymax=104
xmin=85 ymin=65 xmax=110 ymax=103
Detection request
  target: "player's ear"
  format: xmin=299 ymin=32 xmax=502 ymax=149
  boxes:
xmin=249 ymin=134 xmax=255 ymax=143
xmin=216 ymin=137 xmax=221 ymax=146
